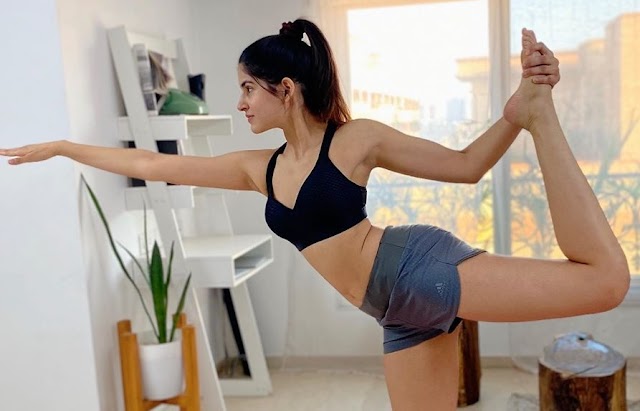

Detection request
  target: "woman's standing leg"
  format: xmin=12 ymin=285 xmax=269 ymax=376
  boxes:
xmin=383 ymin=329 xmax=460 ymax=411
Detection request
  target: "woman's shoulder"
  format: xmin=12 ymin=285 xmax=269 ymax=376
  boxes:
xmin=241 ymin=146 xmax=283 ymax=160
xmin=337 ymin=118 xmax=392 ymax=150
xmin=339 ymin=118 xmax=391 ymax=139
xmin=331 ymin=119 xmax=386 ymax=169
xmin=239 ymin=148 xmax=282 ymax=196
xmin=337 ymin=118 xmax=380 ymax=141
xmin=240 ymin=147 xmax=283 ymax=179
xmin=340 ymin=118 xmax=380 ymax=131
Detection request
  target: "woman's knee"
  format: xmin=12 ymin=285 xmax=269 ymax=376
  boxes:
xmin=585 ymin=263 xmax=630 ymax=312
xmin=599 ymin=269 xmax=630 ymax=311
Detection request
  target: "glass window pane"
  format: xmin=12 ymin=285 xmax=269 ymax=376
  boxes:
xmin=348 ymin=0 xmax=492 ymax=250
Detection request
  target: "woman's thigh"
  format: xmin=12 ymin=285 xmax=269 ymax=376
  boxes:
xmin=383 ymin=328 xmax=460 ymax=411
xmin=456 ymin=252 xmax=620 ymax=322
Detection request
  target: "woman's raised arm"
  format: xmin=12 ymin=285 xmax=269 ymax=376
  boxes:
xmin=366 ymin=33 xmax=560 ymax=184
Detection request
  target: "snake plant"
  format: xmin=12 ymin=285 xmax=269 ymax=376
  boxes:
xmin=82 ymin=176 xmax=191 ymax=343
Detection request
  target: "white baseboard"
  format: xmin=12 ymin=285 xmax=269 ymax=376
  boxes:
xmin=266 ymin=355 xmax=640 ymax=374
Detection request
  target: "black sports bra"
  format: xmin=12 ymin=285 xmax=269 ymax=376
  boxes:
xmin=264 ymin=122 xmax=368 ymax=251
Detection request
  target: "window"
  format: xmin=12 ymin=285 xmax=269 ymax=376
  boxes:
xmin=348 ymin=0 xmax=493 ymax=251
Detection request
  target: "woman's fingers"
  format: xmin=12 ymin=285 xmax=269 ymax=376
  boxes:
xmin=0 ymin=144 xmax=52 ymax=165
xmin=523 ymin=62 xmax=560 ymax=85
xmin=523 ymin=42 xmax=557 ymax=65
xmin=1 ymin=148 xmax=27 ymax=164
xmin=0 ymin=147 xmax=27 ymax=163
xmin=0 ymin=147 xmax=22 ymax=156
xmin=530 ymin=74 xmax=561 ymax=86
xmin=521 ymin=41 xmax=560 ymax=87
xmin=523 ymin=64 xmax=557 ymax=76
xmin=531 ymin=41 xmax=554 ymax=57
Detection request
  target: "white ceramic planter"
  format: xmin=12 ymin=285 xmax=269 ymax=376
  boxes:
xmin=138 ymin=330 xmax=184 ymax=400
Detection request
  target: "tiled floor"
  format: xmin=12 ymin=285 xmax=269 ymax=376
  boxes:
xmin=225 ymin=367 xmax=640 ymax=411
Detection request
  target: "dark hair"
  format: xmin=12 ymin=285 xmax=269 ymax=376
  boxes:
xmin=238 ymin=18 xmax=351 ymax=125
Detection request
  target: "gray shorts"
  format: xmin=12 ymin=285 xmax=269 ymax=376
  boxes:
xmin=359 ymin=224 xmax=485 ymax=354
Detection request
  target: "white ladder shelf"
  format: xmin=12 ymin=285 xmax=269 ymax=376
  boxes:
xmin=108 ymin=26 xmax=274 ymax=410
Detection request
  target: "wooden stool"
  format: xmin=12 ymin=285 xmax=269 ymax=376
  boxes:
xmin=458 ymin=319 xmax=481 ymax=407
xmin=539 ymin=332 xmax=626 ymax=411
xmin=117 ymin=314 xmax=201 ymax=411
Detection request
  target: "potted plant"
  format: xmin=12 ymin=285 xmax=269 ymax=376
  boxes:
xmin=82 ymin=176 xmax=192 ymax=400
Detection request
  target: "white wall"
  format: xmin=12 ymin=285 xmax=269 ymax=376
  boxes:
xmin=55 ymin=0 xmax=202 ymax=410
xmin=0 ymin=1 xmax=101 ymax=410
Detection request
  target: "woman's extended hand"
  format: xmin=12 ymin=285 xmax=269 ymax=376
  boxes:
xmin=0 ymin=141 xmax=63 ymax=165
xmin=522 ymin=40 xmax=560 ymax=88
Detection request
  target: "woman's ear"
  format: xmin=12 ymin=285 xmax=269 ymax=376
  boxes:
xmin=281 ymin=77 xmax=296 ymax=99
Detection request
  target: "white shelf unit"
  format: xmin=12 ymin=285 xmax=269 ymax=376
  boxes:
xmin=116 ymin=114 xmax=274 ymax=288
xmin=118 ymin=115 xmax=273 ymax=288
xmin=131 ymin=235 xmax=273 ymax=289
xmin=108 ymin=26 xmax=274 ymax=409
xmin=117 ymin=114 xmax=233 ymax=141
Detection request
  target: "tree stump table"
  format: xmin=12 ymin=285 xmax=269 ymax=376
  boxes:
xmin=458 ymin=319 xmax=481 ymax=407
xmin=539 ymin=332 xmax=627 ymax=411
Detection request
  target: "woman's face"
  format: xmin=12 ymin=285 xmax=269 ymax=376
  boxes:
xmin=236 ymin=65 xmax=285 ymax=134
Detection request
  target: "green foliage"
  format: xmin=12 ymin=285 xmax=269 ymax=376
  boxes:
xmin=82 ymin=175 xmax=191 ymax=344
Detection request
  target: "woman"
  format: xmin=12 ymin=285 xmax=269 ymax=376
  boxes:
xmin=0 ymin=19 xmax=629 ymax=410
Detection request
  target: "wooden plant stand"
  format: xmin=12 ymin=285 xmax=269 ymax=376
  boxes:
xmin=457 ymin=319 xmax=481 ymax=407
xmin=117 ymin=314 xmax=201 ymax=411
xmin=539 ymin=332 xmax=626 ymax=411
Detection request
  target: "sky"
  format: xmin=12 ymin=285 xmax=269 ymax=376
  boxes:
xmin=348 ymin=0 xmax=487 ymax=105
xmin=511 ymin=0 xmax=640 ymax=53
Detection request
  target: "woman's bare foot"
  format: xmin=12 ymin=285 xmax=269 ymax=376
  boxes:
xmin=504 ymin=28 xmax=554 ymax=132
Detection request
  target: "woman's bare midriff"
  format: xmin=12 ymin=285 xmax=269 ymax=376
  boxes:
xmin=300 ymin=218 xmax=385 ymax=308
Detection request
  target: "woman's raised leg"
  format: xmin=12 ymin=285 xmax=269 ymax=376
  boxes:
xmin=456 ymin=28 xmax=629 ymax=322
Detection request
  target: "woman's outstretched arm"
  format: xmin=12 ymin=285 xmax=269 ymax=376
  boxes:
xmin=0 ymin=140 xmax=272 ymax=193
